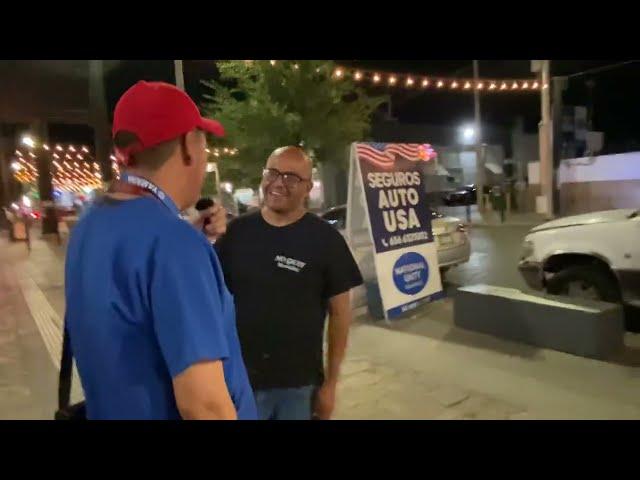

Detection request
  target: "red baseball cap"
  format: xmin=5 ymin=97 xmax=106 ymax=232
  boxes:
xmin=112 ymin=81 xmax=224 ymax=165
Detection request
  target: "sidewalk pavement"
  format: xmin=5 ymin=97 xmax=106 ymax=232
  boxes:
xmin=3 ymin=227 xmax=640 ymax=420
xmin=335 ymin=301 xmax=640 ymax=420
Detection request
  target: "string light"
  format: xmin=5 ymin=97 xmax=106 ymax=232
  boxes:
xmin=293 ymin=64 xmax=299 ymax=70
xmin=55 ymin=145 xmax=63 ymax=151
xmin=43 ymin=144 xmax=50 ymax=151
xmin=303 ymin=64 xmax=542 ymax=93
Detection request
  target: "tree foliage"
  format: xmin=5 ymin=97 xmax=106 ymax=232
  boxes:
xmin=202 ymin=60 xmax=387 ymax=185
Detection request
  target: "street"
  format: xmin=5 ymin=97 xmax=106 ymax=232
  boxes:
xmin=2 ymin=222 xmax=640 ymax=420
xmin=446 ymin=225 xmax=531 ymax=292
xmin=333 ymin=221 xmax=640 ymax=420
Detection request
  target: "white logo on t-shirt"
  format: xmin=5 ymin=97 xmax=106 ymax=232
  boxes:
xmin=274 ymin=255 xmax=307 ymax=273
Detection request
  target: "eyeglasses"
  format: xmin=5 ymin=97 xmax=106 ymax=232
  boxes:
xmin=262 ymin=168 xmax=310 ymax=188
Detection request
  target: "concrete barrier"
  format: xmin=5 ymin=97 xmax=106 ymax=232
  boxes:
xmin=454 ymin=284 xmax=625 ymax=360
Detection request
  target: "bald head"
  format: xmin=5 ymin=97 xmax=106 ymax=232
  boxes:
xmin=262 ymin=145 xmax=314 ymax=216
xmin=266 ymin=146 xmax=312 ymax=178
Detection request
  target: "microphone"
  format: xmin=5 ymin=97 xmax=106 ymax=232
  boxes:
xmin=195 ymin=197 xmax=215 ymax=227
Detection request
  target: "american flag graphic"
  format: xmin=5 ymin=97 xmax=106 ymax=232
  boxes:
xmin=356 ymin=143 xmax=437 ymax=170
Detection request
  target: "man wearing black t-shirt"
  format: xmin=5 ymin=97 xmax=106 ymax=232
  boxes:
xmin=215 ymin=146 xmax=363 ymax=420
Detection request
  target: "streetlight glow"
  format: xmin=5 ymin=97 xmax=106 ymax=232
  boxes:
xmin=463 ymin=127 xmax=475 ymax=140
xmin=21 ymin=135 xmax=36 ymax=148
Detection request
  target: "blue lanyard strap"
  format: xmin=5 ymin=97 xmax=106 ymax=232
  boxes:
xmin=115 ymin=173 xmax=181 ymax=216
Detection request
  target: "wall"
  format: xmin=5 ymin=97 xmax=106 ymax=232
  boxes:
xmin=557 ymin=152 xmax=640 ymax=215
xmin=560 ymin=180 xmax=640 ymax=215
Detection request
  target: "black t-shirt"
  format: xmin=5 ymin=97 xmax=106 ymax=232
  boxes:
xmin=215 ymin=211 xmax=363 ymax=390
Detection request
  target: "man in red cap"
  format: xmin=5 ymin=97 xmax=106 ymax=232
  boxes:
xmin=63 ymin=81 xmax=257 ymax=419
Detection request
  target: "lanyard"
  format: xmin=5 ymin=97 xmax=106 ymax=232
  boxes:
xmin=109 ymin=173 xmax=180 ymax=217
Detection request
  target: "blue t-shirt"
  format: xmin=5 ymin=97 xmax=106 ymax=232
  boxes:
xmin=64 ymin=195 xmax=257 ymax=420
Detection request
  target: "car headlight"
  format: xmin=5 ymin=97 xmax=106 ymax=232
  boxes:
xmin=520 ymin=240 xmax=535 ymax=260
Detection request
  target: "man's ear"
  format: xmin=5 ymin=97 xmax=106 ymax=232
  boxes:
xmin=179 ymin=134 xmax=192 ymax=166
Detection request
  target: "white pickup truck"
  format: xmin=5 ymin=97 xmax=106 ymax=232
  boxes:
xmin=518 ymin=208 xmax=640 ymax=307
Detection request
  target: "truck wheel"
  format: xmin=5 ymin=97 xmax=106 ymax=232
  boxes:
xmin=546 ymin=264 xmax=621 ymax=303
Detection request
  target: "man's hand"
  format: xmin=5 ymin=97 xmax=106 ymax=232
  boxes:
xmin=313 ymin=380 xmax=337 ymax=420
xmin=190 ymin=204 xmax=228 ymax=241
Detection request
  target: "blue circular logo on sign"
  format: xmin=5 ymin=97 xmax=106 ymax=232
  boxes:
xmin=392 ymin=252 xmax=429 ymax=295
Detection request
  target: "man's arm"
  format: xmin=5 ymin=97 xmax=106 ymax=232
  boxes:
xmin=173 ymin=360 xmax=237 ymax=420
xmin=314 ymin=290 xmax=352 ymax=420
xmin=325 ymin=291 xmax=351 ymax=384
xmin=151 ymin=225 xmax=237 ymax=420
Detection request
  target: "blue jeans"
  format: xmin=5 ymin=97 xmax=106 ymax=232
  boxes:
xmin=255 ymin=386 xmax=315 ymax=420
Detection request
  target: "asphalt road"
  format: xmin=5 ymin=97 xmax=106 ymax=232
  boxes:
xmin=444 ymin=225 xmax=532 ymax=293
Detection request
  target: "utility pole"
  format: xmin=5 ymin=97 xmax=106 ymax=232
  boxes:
xmin=536 ymin=60 xmax=554 ymax=219
xmin=174 ymin=60 xmax=185 ymax=91
xmin=473 ymin=60 xmax=484 ymax=210
xmin=89 ymin=60 xmax=112 ymax=183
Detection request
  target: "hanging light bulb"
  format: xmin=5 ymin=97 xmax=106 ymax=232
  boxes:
xmin=437 ymin=80 xmax=444 ymax=88
xmin=522 ymin=82 xmax=529 ymax=89
xmin=532 ymin=81 xmax=539 ymax=89
xmin=512 ymin=82 xmax=519 ymax=90
xmin=354 ymin=71 xmax=363 ymax=81
xmin=489 ymin=83 xmax=497 ymax=90
xmin=477 ymin=82 xmax=484 ymax=90
xmin=421 ymin=78 xmax=429 ymax=88
xmin=451 ymin=81 xmax=459 ymax=89
xmin=388 ymin=75 xmax=397 ymax=86
xmin=406 ymin=77 xmax=414 ymax=87
xmin=464 ymin=81 xmax=472 ymax=89
xmin=333 ymin=68 xmax=344 ymax=79
xmin=500 ymin=82 xmax=508 ymax=90
xmin=373 ymin=73 xmax=381 ymax=83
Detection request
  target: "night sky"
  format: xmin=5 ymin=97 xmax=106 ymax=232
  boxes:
xmin=48 ymin=60 xmax=640 ymax=153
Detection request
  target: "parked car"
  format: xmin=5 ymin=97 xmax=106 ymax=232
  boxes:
xmin=442 ymin=184 xmax=477 ymax=207
xmin=518 ymin=208 xmax=640 ymax=307
xmin=321 ymin=205 xmax=471 ymax=273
